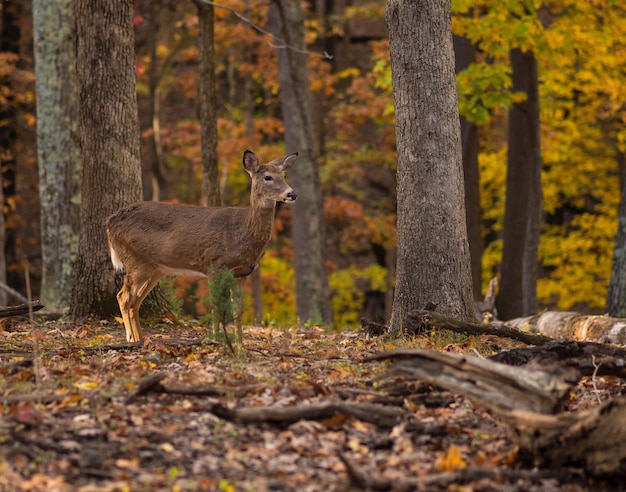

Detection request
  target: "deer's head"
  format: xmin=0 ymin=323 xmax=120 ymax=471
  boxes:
xmin=244 ymin=150 xmax=297 ymax=208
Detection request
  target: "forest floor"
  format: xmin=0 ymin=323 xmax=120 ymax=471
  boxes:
xmin=0 ymin=317 xmax=623 ymax=491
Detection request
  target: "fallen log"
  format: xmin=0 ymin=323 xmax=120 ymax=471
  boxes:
xmin=405 ymin=308 xmax=626 ymax=345
xmin=489 ymin=340 xmax=626 ymax=378
xmin=502 ymin=397 xmax=626 ymax=475
xmin=367 ymin=348 xmax=577 ymax=414
xmin=372 ymin=348 xmax=626 ymax=475
xmin=506 ymin=311 xmax=626 ymax=343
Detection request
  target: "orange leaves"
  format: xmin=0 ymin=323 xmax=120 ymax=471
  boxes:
xmin=436 ymin=445 xmax=468 ymax=472
xmin=324 ymin=196 xmax=364 ymax=223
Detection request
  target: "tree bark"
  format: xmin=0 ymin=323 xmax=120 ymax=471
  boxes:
xmin=33 ymin=0 xmax=81 ymax=311
xmin=454 ymin=35 xmax=482 ymax=301
xmin=71 ymin=0 xmax=169 ymax=321
xmin=386 ymin=0 xmax=477 ymax=335
xmin=0 ymin=0 xmax=21 ymax=298
xmin=143 ymin=3 xmax=168 ymax=202
xmin=497 ymin=49 xmax=543 ymax=320
xmin=606 ymin=150 xmax=626 ymax=317
xmin=268 ymin=0 xmax=332 ymax=325
xmin=194 ymin=0 xmax=220 ymax=207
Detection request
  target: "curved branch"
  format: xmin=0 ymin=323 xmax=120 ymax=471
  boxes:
xmin=196 ymin=0 xmax=333 ymax=60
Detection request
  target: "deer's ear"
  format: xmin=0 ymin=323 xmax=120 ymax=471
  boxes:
xmin=243 ymin=150 xmax=259 ymax=175
xmin=278 ymin=152 xmax=298 ymax=171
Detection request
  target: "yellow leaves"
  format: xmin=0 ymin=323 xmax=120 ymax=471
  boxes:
xmin=185 ymin=352 xmax=200 ymax=362
xmin=337 ymin=67 xmax=360 ymax=80
xmin=537 ymin=212 xmax=616 ymax=310
xmin=435 ymin=444 xmax=467 ymax=472
xmin=329 ymin=264 xmax=387 ymax=329
xmin=159 ymin=442 xmax=176 ymax=453
xmin=73 ymin=380 xmax=99 ymax=391
xmin=479 ymin=148 xmax=506 ymax=225
xmin=347 ymin=435 xmax=369 ymax=455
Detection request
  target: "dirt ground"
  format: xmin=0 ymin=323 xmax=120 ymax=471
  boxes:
xmin=0 ymin=318 xmax=623 ymax=491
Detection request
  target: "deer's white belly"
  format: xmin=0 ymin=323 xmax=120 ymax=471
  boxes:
xmin=157 ymin=264 xmax=209 ymax=279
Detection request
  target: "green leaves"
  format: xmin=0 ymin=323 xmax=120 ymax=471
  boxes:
xmin=457 ymin=62 xmax=526 ymax=125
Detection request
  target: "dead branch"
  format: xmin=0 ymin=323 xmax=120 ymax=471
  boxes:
xmin=339 ymin=453 xmax=571 ymax=491
xmin=126 ymin=372 xmax=167 ymax=403
xmin=406 ymin=310 xmax=554 ymax=345
xmin=489 ymin=340 xmax=626 ymax=378
xmin=196 ymin=0 xmax=332 ymax=59
xmin=368 ymin=348 xmax=578 ymax=414
xmin=127 ymin=372 xmax=280 ymax=403
xmin=0 ymin=301 xmax=44 ymax=319
xmin=0 ymin=393 xmax=75 ymax=404
xmin=208 ymin=401 xmax=407 ymax=428
xmin=0 ymin=281 xmax=28 ymax=303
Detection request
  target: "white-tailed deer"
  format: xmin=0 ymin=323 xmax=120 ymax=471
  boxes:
xmin=106 ymin=150 xmax=298 ymax=342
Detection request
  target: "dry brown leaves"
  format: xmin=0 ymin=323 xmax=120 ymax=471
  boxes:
xmin=0 ymin=321 xmax=621 ymax=491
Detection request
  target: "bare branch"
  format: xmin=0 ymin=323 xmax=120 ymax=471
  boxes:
xmin=197 ymin=0 xmax=333 ymax=60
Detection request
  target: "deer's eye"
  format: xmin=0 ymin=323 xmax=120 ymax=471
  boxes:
xmin=264 ymin=175 xmax=273 ymax=181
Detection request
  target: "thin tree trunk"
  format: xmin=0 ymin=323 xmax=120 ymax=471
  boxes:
xmin=454 ymin=34 xmax=482 ymax=301
xmin=268 ymin=0 xmax=332 ymax=325
xmin=0 ymin=174 xmax=6 ymax=306
xmin=143 ymin=4 xmax=168 ymax=202
xmin=193 ymin=0 xmax=220 ymax=207
xmin=33 ymin=0 xmax=81 ymax=311
xmin=386 ymin=0 xmax=477 ymax=335
xmin=0 ymin=0 xmax=21 ymax=295
xmin=606 ymin=150 xmax=626 ymax=317
xmin=497 ymin=49 xmax=543 ymax=320
xmin=242 ymin=7 xmax=264 ymax=323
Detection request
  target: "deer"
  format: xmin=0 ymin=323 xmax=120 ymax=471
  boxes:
xmin=106 ymin=149 xmax=298 ymax=342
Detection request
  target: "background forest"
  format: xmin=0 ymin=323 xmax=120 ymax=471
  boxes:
xmin=1 ymin=0 xmax=625 ymax=329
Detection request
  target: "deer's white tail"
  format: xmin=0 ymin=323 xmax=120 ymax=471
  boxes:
xmin=108 ymin=235 xmax=125 ymax=273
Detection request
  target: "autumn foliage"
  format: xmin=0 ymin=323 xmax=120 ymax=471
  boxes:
xmin=4 ymin=0 xmax=626 ymax=326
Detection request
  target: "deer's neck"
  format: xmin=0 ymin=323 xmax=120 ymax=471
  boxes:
xmin=243 ymin=201 xmax=276 ymax=248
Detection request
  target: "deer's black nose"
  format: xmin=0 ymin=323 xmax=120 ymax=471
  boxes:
xmin=287 ymin=192 xmax=297 ymax=201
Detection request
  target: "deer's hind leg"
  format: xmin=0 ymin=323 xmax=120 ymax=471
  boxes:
xmin=118 ymin=268 xmax=163 ymax=342
xmin=235 ymin=277 xmax=246 ymax=342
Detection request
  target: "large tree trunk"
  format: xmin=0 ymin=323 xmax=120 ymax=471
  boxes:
xmin=194 ymin=0 xmax=220 ymax=207
xmin=386 ymin=0 xmax=477 ymax=335
xmin=268 ymin=0 xmax=332 ymax=325
xmin=497 ymin=49 xmax=543 ymax=320
xmin=71 ymin=0 xmax=169 ymax=321
xmin=454 ymin=35 xmax=482 ymax=301
xmin=33 ymin=0 xmax=81 ymax=311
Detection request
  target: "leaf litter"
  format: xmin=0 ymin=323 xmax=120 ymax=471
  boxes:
xmin=0 ymin=320 xmax=622 ymax=491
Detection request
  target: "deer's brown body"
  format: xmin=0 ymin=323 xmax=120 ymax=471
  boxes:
xmin=107 ymin=150 xmax=297 ymax=342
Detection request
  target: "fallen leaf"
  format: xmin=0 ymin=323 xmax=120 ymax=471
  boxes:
xmin=436 ymin=444 xmax=467 ymax=472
